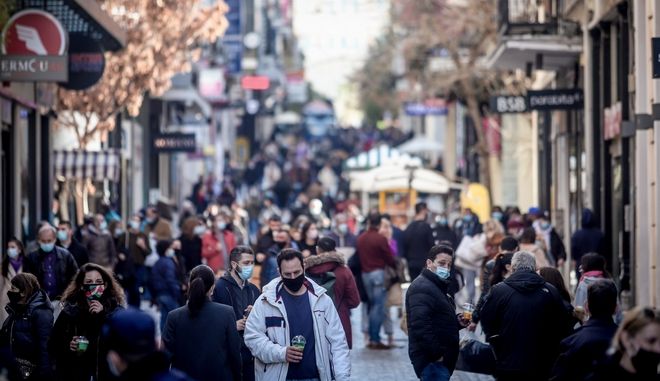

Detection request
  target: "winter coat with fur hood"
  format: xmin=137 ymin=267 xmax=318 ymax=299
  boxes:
xmin=304 ymin=251 xmax=360 ymax=348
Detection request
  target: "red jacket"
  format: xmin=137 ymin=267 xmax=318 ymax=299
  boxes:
xmin=201 ymin=230 xmax=236 ymax=273
xmin=357 ymin=228 xmax=395 ymax=273
xmin=305 ymin=251 xmax=360 ymax=348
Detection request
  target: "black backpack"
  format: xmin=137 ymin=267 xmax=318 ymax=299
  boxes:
xmin=307 ymin=271 xmax=337 ymax=305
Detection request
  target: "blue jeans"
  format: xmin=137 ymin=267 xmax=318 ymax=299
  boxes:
xmin=157 ymin=294 xmax=180 ymax=332
xmin=362 ymin=269 xmax=386 ymax=343
xmin=463 ymin=268 xmax=477 ymax=304
xmin=422 ymin=362 xmax=450 ymax=381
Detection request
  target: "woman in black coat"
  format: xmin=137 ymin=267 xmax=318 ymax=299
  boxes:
xmin=0 ymin=273 xmax=53 ymax=381
xmin=162 ymin=265 xmax=242 ymax=381
xmin=49 ymin=263 xmax=125 ymax=381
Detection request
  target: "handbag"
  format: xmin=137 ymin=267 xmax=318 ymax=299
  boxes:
xmin=386 ymin=283 xmax=403 ymax=307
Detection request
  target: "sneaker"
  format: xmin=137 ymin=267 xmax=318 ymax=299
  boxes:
xmin=368 ymin=342 xmax=391 ymax=350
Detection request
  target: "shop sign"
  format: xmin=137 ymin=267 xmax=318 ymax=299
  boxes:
xmin=61 ymin=34 xmax=105 ymax=90
xmin=527 ymin=89 xmax=583 ymax=110
xmin=652 ymin=37 xmax=660 ymax=78
xmin=404 ymin=99 xmax=448 ymax=116
xmin=1 ymin=9 xmax=69 ymax=82
xmin=152 ymin=133 xmax=196 ymax=153
xmin=603 ymin=102 xmax=622 ymax=140
xmin=490 ymin=95 xmax=527 ymax=113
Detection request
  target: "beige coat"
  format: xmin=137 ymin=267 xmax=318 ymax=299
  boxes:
xmin=0 ymin=263 xmax=20 ymax=324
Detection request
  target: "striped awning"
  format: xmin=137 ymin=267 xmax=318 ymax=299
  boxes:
xmin=54 ymin=150 xmax=120 ymax=182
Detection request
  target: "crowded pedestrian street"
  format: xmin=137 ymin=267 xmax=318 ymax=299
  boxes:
xmin=2 ymin=0 xmax=660 ymax=381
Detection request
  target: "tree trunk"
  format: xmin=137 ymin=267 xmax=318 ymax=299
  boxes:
xmin=462 ymin=85 xmax=492 ymax=202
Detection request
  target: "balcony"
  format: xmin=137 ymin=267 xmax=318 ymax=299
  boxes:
xmin=486 ymin=0 xmax=582 ymax=71
xmin=498 ymin=0 xmax=559 ymax=35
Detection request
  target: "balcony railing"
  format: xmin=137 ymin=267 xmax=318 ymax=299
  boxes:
xmin=498 ymin=0 xmax=559 ymax=35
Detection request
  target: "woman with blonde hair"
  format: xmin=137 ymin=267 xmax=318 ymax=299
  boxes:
xmin=586 ymin=306 xmax=660 ymax=380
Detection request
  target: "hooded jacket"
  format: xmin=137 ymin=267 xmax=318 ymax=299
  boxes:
xmin=406 ymin=269 xmax=460 ymax=378
xmin=0 ymin=289 xmax=54 ymax=380
xmin=244 ymin=277 xmax=351 ymax=381
xmin=480 ymin=270 xmax=573 ymax=380
xmin=571 ymin=209 xmax=605 ymax=263
xmin=304 ymin=251 xmax=360 ymax=348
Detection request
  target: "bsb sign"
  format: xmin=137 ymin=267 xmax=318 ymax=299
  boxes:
xmin=490 ymin=89 xmax=584 ymax=113
xmin=0 ymin=9 xmax=69 ymax=82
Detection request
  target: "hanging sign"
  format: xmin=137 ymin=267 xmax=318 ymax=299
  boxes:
xmin=61 ymin=33 xmax=105 ymax=90
xmin=152 ymin=133 xmax=197 ymax=153
xmin=0 ymin=9 xmax=68 ymax=82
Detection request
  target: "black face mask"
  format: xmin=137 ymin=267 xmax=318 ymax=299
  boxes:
xmin=275 ymin=241 xmax=287 ymax=249
xmin=631 ymin=348 xmax=660 ymax=376
xmin=282 ymin=274 xmax=305 ymax=293
xmin=7 ymin=290 xmax=22 ymax=304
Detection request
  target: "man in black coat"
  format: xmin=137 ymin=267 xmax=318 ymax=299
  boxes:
xmin=480 ymin=251 xmax=573 ymax=381
xmin=24 ymin=225 xmax=79 ymax=302
xmin=406 ymin=244 xmax=463 ymax=380
xmin=213 ymin=246 xmax=260 ymax=381
xmin=56 ymin=221 xmax=89 ymax=267
xmin=550 ymin=279 xmax=619 ymax=381
xmin=403 ymin=202 xmax=435 ymax=280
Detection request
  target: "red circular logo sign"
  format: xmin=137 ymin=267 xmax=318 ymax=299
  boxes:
xmin=1 ymin=10 xmax=67 ymax=55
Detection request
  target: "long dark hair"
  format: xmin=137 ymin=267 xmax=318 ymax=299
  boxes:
xmin=2 ymin=238 xmax=24 ymax=278
xmin=489 ymin=252 xmax=514 ymax=286
xmin=188 ymin=265 xmax=215 ymax=317
xmin=300 ymin=221 xmax=317 ymax=243
xmin=61 ymin=263 xmax=126 ymax=309
xmin=539 ymin=267 xmax=571 ymax=303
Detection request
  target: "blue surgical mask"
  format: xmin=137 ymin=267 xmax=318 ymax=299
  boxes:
xmin=7 ymin=248 xmax=19 ymax=259
xmin=338 ymin=224 xmax=348 ymax=235
xmin=56 ymin=230 xmax=68 ymax=242
xmin=492 ymin=212 xmax=503 ymax=221
xmin=463 ymin=215 xmax=471 ymax=222
xmin=238 ymin=265 xmax=254 ymax=281
xmin=99 ymin=221 xmax=108 ymax=231
xmin=39 ymin=243 xmax=55 ymax=253
xmin=193 ymin=225 xmax=207 ymax=236
xmin=165 ymin=249 xmax=176 ymax=258
xmin=438 ymin=217 xmax=448 ymax=226
xmin=114 ymin=228 xmax=124 ymax=237
xmin=129 ymin=220 xmax=141 ymax=230
xmin=435 ymin=266 xmax=451 ymax=280
xmin=540 ymin=221 xmax=551 ymax=230
xmin=217 ymin=222 xmax=227 ymax=230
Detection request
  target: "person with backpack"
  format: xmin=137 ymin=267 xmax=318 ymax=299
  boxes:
xmin=304 ymin=237 xmax=360 ymax=348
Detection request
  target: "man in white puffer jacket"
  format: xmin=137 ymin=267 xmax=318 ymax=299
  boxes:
xmin=245 ymin=249 xmax=351 ymax=381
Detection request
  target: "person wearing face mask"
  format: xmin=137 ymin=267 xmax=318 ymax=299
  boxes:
xmin=109 ymin=219 xmax=140 ymax=308
xmin=57 ymin=221 xmax=89 ymax=267
xmin=0 ymin=273 xmax=53 ymax=381
xmin=532 ymin=211 xmax=567 ymax=268
xmin=24 ymin=225 xmax=79 ymax=312
xmin=262 ymin=228 xmax=296 ymax=287
xmin=0 ymin=238 xmax=26 ymax=324
xmin=431 ymin=213 xmax=459 ymax=250
xmin=212 ymin=246 xmax=260 ymax=381
xmin=49 ymin=263 xmax=125 ymax=381
xmin=586 ymin=306 xmax=660 ymax=381
xmin=116 ymin=215 xmax=151 ymax=298
xmin=178 ymin=217 xmax=206 ymax=275
xmin=326 ymin=213 xmax=357 ymax=254
xmin=201 ymin=214 xmax=236 ymax=275
xmin=150 ymin=240 xmax=184 ymax=332
xmin=244 ymin=249 xmax=350 ymax=381
xmin=297 ymin=221 xmax=319 ymax=258
xmin=406 ymin=244 xmax=463 ymax=381
xmin=82 ymin=214 xmax=118 ymax=269
xmin=143 ymin=205 xmax=174 ymax=241
xmin=480 ymin=251 xmax=573 ymax=381
xmin=103 ymin=308 xmax=195 ymax=381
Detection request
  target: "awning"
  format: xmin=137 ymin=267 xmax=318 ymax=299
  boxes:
xmin=350 ymin=163 xmax=450 ymax=194
xmin=397 ymin=136 xmax=443 ymax=154
xmin=54 ymin=150 xmax=120 ymax=182
xmin=17 ymin=0 xmax=126 ymax=51
xmin=485 ymin=36 xmax=582 ymax=70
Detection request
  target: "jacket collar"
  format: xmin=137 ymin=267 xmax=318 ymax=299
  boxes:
xmin=421 ymin=269 xmax=449 ymax=293
xmin=304 ymin=251 xmax=345 ymax=268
